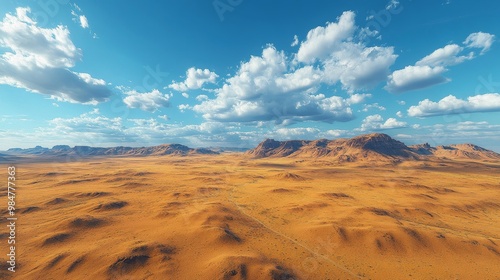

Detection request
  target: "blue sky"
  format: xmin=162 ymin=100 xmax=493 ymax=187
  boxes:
xmin=1 ymin=0 xmax=500 ymax=151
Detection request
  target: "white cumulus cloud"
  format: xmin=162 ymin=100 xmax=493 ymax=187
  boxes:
xmin=385 ymin=65 xmax=448 ymax=93
xmin=275 ymin=127 xmax=320 ymax=139
xmin=361 ymin=103 xmax=386 ymax=112
xmin=296 ymin=11 xmax=356 ymax=63
xmin=408 ymin=93 xmax=500 ymax=117
xmin=321 ymin=44 xmax=397 ymax=92
xmin=169 ymin=67 xmax=218 ymax=91
xmin=193 ymin=11 xmax=404 ymax=125
xmin=386 ymin=32 xmax=495 ymax=93
xmin=360 ymin=114 xmax=407 ymax=131
xmin=193 ymin=46 xmax=355 ymax=125
xmin=123 ymin=89 xmax=171 ymax=112
xmin=178 ymin=104 xmax=192 ymax=112
xmin=295 ymin=11 xmax=397 ymax=92
xmin=464 ymin=32 xmax=495 ymax=54
xmin=416 ymin=44 xmax=472 ymax=67
xmin=0 ymin=7 xmax=110 ymax=103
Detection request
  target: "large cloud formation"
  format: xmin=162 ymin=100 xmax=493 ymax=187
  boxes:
xmin=297 ymin=11 xmax=397 ymax=92
xmin=194 ymin=11 xmax=396 ymax=125
xmin=0 ymin=7 xmax=111 ymax=104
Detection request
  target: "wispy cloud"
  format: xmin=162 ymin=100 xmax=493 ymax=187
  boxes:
xmin=71 ymin=4 xmax=89 ymax=29
xmin=386 ymin=32 xmax=495 ymax=93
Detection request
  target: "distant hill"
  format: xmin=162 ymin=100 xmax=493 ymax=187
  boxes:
xmin=247 ymin=139 xmax=310 ymax=158
xmin=7 ymin=146 xmax=50 ymax=155
xmin=246 ymin=133 xmax=500 ymax=162
xmin=4 ymin=143 xmax=218 ymax=158
xmin=409 ymin=143 xmax=500 ymax=160
xmin=206 ymin=147 xmax=250 ymax=153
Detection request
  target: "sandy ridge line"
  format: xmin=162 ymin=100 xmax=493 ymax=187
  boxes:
xmin=394 ymin=218 xmax=500 ymax=240
xmin=226 ymin=177 xmax=364 ymax=279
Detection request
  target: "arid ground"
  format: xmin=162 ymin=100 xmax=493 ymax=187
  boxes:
xmin=2 ymin=154 xmax=500 ymax=279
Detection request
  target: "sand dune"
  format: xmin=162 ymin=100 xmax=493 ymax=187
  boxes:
xmin=270 ymin=172 xmax=309 ymax=181
xmin=1 ymin=153 xmax=500 ymax=279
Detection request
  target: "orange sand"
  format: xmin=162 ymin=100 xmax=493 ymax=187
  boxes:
xmin=1 ymin=154 xmax=500 ymax=279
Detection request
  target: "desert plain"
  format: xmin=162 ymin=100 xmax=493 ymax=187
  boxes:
xmin=1 ymin=144 xmax=500 ymax=279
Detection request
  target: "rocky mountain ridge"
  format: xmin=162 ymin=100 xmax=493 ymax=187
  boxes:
xmin=4 ymin=143 xmax=218 ymax=157
xmin=246 ymin=133 xmax=500 ymax=162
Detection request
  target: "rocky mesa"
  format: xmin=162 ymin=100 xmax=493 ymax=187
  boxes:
xmin=246 ymin=133 xmax=500 ymax=162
